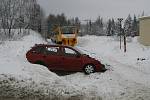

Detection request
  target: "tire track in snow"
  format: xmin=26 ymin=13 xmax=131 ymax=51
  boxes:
xmin=106 ymin=56 xmax=150 ymax=87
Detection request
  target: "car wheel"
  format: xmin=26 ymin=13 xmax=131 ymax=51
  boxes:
xmin=84 ymin=64 xmax=95 ymax=74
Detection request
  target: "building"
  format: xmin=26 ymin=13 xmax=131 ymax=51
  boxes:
xmin=139 ymin=16 xmax=150 ymax=46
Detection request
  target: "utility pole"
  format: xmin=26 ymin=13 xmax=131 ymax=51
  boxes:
xmin=89 ymin=20 xmax=92 ymax=33
xmin=118 ymin=18 xmax=123 ymax=49
xmin=124 ymin=31 xmax=126 ymax=52
xmin=123 ymin=28 xmax=127 ymax=53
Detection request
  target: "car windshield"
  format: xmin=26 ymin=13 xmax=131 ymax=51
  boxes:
xmin=61 ymin=26 xmax=76 ymax=34
xmin=73 ymin=47 xmax=86 ymax=55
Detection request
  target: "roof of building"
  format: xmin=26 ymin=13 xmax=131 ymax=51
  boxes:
xmin=139 ymin=16 xmax=150 ymax=20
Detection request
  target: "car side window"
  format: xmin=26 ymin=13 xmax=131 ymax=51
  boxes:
xmin=45 ymin=47 xmax=59 ymax=55
xmin=64 ymin=47 xmax=77 ymax=57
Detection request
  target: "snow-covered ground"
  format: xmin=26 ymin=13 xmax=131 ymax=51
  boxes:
xmin=0 ymin=31 xmax=150 ymax=100
xmin=75 ymin=36 xmax=150 ymax=100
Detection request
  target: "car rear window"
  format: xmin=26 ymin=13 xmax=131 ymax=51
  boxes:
xmin=32 ymin=46 xmax=44 ymax=53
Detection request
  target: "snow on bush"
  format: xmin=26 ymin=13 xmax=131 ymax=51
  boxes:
xmin=0 ymin=73 xmax=85 ymax=100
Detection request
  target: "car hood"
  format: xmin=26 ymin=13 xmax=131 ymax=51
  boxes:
xmin=82 ymin=54 xmax=96 ymax=60
xmin=82 ymin=54 xmax=101 ymax=63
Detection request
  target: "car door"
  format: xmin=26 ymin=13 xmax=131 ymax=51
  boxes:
xmin=43 ymin=46 xmax=62 ymax=70
xmin=61 ymin=47 xmax=82 ymax=71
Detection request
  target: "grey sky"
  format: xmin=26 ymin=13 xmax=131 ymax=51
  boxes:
xmin=38 ymin=0 xmax=150 ymax=20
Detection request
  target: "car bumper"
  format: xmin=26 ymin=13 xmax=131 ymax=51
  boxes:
xmin=95 ymin=64 xmax=107 ymax=72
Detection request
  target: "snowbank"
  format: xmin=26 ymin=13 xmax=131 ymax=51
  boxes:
xmin=1 ymin=32 xmax=150 ymax=100
xmin=0 ymin=31 xmax=85 ymax=100
xmin=77 ymin=35 xmax=150 ymax=74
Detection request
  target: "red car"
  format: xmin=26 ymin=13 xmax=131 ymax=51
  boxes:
xmin=26 ymin=44 xmax=106 ymax=74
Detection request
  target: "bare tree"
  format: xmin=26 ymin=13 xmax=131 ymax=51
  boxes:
xmin=0 ymin=0 xmax=21 ymax=38
xmin=0 ymin=0 xmax=44 ymax=40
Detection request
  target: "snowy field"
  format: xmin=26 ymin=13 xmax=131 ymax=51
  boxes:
xmin=0 ymin=31 xmax=150 ymax=100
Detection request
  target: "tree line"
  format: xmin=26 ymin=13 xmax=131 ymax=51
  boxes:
xmin=46 ymin=14 xmax=140 ymax=37
xmin=46 ymin=13 xmax=80 ymax=36
xmin=80 ymin=14 xmax=139 ymax=37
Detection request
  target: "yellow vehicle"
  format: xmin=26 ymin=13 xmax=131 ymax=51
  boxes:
xmin=51 ymin=26 xmax=78 ymax=46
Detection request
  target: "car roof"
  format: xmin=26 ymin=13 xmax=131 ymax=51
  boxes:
xmin=32 ymin=44 xmax=81 ymax=54
xmin=34 ymin=44 xmax=73 ymax=48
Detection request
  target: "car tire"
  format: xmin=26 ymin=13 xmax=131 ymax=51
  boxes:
xmin=84 ymin=64 xmax=95 ymax=74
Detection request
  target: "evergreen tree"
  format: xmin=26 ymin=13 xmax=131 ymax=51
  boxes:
xmin=106 ymin=19 xmax=112 ymax=36
xmin=47 ymin=13 xmax=68 ymax=33
xmin=111 ymin=18 xmax=115 ymax=36
xmin=75 ymin=17 xmax=80 ymax=26
xmin=57 ymin=13 xmax=67 ymax=26
xmin=94 ymin=16 xmax=104 ymax=35
xmin=142 ymin=11 xmax=145 ymax=17
xmin=124 ymin=14 xmax=132 ymax=36
xmin=131 ymin=15 xmax=138 ymax=36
